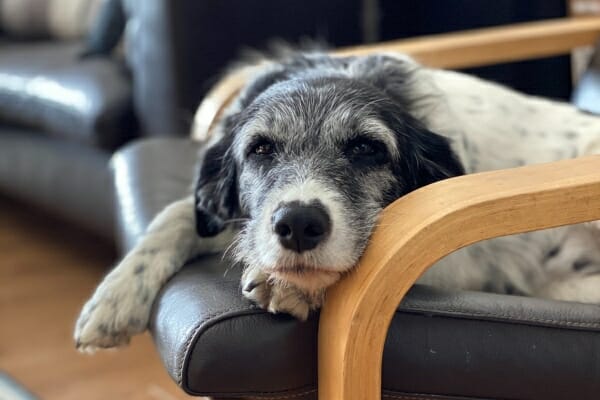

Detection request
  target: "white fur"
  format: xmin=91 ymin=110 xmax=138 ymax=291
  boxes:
xmin=413 ymin=65 xmax=600 ymax=296
xmin=250 ymin=178 xmax=356 ymax=274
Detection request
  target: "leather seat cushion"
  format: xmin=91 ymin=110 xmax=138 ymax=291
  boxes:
xmin=152 ymin=256 xmax=600 ymax=400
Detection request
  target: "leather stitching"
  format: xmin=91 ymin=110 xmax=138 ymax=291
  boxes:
xmin=242 ymin=388 xmax=317 ymax=399
xmin=244 ymin=391 xmax=482 ymax=399
xmin=177 ymin=306 xmax=245 ymax=384
xmin=400 ymin=305 xmax=600 ymax=329
xmin=383 ymin=396 xmax=439 ymax=400
xmin=382 ymin=396 xmax=478 ymax=400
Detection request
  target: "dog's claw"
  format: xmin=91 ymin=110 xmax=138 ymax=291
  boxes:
xmin=241 ymin=266 xmax=321 ymax=320
xmin=243 ymin=280 xmax=260 ymax=292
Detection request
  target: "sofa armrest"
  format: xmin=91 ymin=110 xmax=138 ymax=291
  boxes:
xmin=318 ymin=155 xmax=600 ymax=400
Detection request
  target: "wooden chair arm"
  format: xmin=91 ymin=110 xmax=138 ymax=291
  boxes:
xmin=192 ymin=17 xmax=600 ymax=142
xmin=318 ymin=155 xmax=600 ymax=400
xmin=335 ymin=16 xmax=600 ymax=69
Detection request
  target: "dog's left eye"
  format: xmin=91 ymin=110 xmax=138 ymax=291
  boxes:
xmin=345 ymin=138 xmax=388 ymax=164
xmin=254 ymin=143 xmax=273 ymax=155
xmin=350 ymin=141 xmax=376 ymax=156
xmin=248 ymin=140 xmax=275 ymax=157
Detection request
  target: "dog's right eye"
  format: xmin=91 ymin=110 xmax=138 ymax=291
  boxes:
xmin=248 ymin=139 xmax=275 ymax=157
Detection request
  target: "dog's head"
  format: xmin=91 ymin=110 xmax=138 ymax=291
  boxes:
xmin=195 ymin=54 xmax=464 ymax=292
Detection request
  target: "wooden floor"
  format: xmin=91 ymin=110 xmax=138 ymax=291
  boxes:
xmin=0 ymin=197 xmax=194 ymax=400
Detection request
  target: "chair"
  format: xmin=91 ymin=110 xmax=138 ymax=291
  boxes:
xmin=111 ymin=17 xmax=600 ymax=399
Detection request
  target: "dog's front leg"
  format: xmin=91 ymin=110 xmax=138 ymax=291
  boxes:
xmin=74 ymin=196 xmax=233 ymax=352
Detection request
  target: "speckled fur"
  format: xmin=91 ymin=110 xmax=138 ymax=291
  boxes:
xmin=75 ymin=53 xmax=600 ymax=352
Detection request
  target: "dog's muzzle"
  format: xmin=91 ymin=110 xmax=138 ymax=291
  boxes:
xmin=272 ymin=201 xmax=331 ymax=253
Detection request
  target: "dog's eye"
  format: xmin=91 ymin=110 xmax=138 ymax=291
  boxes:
xmin=350 ymin=141 xmax=376 ymax=156
xmin=249 ymin=140 xmax=274 ymax=157
xmin=345 ymin=138 xmax=388 ymax=164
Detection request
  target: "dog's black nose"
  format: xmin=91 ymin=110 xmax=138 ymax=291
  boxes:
xmin=272 ymin=202 xmax=331 ymax=253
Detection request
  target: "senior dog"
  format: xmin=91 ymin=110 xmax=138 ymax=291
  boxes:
xmin=75 ymin=53 xmax=600 ymax=351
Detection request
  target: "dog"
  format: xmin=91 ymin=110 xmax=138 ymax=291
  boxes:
xmin=74 ymin=52 xmax=600 ymax=352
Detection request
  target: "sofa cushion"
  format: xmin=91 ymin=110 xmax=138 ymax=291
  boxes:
xmin=153 ymin=257 xmax=600 ymax=400
xmin=0 ymin=125 xmax=114 ymax=239
xmin=0 ymin=41 xmax=135 ymax=149
xmin=0 ymin=0 xmax=104 ymax=39
xmin=113 ymin=138 xmax=600 ymax=400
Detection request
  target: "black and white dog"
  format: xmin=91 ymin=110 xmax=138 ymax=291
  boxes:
xmin=75 ymin=53 xmax=600 ymax=351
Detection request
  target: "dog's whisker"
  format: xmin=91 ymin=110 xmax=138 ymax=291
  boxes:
xmin=221 ymin=232 xmax=244 ymax=263
xmin=222 ymin=218 xmax=251 ymax=224
xmin=223 ymin=260 xmax=244 ymax=277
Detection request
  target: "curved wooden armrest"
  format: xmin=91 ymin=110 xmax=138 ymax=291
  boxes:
xmin=318 ymin=155 xmax=600 ymax=400
xmin=335 ymin=16 xmax=600 ymax=69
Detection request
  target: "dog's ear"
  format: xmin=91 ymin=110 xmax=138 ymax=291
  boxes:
xmin=403 ymin=127 xmax=465 ymax=190
xmin=194 ymin=65 xmax=293 ymax=237
xmin=349 ymin=55 xmax=465 ymax=190
xmin=237 ymin=66 xmax=289 ymax=108
xmin=195 ymin=130 xmax=239 ymax=237
xmin=382 ymin=109 xmax=464 ymax=192
xmin=345 ymin=54 xmax=418 ymax=110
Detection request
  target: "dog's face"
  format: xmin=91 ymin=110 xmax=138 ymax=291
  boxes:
xmin=195 ymin=55 xmax=464 ymax=293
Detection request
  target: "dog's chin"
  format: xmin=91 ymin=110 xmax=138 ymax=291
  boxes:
xmin=270 ymin=268 xmax=342 ymax=292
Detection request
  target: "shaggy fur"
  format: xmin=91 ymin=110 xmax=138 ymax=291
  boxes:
xmin=75 ymin=53 xmax=600 ymax=352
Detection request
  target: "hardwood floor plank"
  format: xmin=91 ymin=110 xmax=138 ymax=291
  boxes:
xmin=0 ymin=197 xmax=195 ymax=400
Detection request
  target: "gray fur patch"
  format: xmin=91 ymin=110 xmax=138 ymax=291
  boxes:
xmin=573 ymin=259 xmax=591 ymax=271
xmin=564 ymin=131 xmax=578 ymax=139
xmin=134 ymin=264 xmax=146 ymax=275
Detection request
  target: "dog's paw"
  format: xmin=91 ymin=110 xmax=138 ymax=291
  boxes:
xmin=74 ymin=257 xmax=153 ymax=352
xmin=241 ymin=266 xmax=322 ymax=321
xmin=74 ymin=294 xmax=149 ymax=353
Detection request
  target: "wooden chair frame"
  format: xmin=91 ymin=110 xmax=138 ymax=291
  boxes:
xmin=191 ymin=17 xmax=600 ymax=400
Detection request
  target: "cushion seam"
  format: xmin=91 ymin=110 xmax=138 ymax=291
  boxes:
xmin=177 ymin=306 xmax=246 ymax=385
xmin=400 ymin=305 xmax=600 ymax=329
xmin=224 ymin=388 xmax=317 ymax=399
xmin=177 ymin=304 xmax=600 ymax=383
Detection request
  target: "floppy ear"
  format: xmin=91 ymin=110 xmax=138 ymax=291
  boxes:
xmin=404 ymin=127 xmax=465 ymax=190
xmin=345 ymin=54 xmax=418 ymax=110
xmin=381 ymin=108 xmax=464 ymax=193
xmin=194 ymin=64 xmax=294 ymax=237
xmin=237 ymin=67 xmax=289 ymax=108
xmin=350 ymin=55 xmax=465 ymax=190
xmin=195 ymin=131 xmax=239 ymax=237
